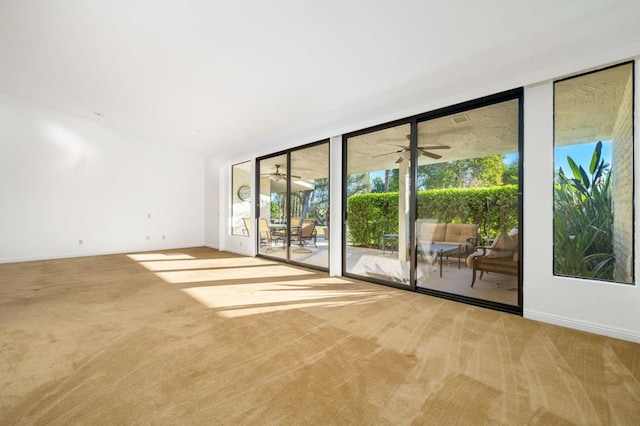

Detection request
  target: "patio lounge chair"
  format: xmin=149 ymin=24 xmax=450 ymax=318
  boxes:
xmin=468 ymin=229 xmax=519 ymax=287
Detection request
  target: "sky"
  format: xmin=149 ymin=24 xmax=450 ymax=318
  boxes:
xmin=554 ymin=141 xmax=611 ymax=175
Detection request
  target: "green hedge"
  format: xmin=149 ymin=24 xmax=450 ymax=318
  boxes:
xmin=347 ymin=185 xmax=518 ymax=248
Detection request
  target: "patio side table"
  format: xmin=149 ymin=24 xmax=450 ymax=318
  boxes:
xmin=382 ymin=234 xmax=399 ymax=255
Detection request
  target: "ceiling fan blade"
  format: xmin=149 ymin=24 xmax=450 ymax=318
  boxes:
xmin=418 ymin=145 xmax=450 ymax=150
xmin=421 ymin=151 xmax=442 ymax=160
xmin=265 ymin=171 xmax=303 ymax=180
xmin=395 ymin=157 xmax=404 ymax=164
xmin=372 ymin=149 xmax=402 ymax=158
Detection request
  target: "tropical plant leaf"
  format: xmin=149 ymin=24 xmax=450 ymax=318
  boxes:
xmin=567 ymin=156 xmax=581 ymax=180
xmin=579 ymin=166 xmax=590 ymax=190
xmin=589 ymin=141 xmax=602 ymax=175
xmin=585 ymin=253 xmax=615 ymax=277
xmin=571 ymin=178 xmax=587 ymax=195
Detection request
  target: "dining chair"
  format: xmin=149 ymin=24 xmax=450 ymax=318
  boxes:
xmin=296 ymin=218 xmax=317 ymax=247
xmin=259 ymin=218 xmax=283 ymax=247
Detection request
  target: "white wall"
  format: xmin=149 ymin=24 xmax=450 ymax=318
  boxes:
xmin=0 ymin=92 xmax=204 ymax=263
xmin=523 ymin=72 xmax=640 ymax=343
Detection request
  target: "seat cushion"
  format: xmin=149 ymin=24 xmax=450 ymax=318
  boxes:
xmin=419 ymin=222 xmax=446 ymax=242
xmin=476 ymin=256 xmax=519 ymax=275
xmin=444 ymin=223 xmax=478 ymax=244
xmin=486 ymin=232 xmax=517 ymax=258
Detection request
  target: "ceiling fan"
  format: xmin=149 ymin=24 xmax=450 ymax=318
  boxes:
xmin=261 ymin=164 xmax=301 ymax=181
xmin=373 ymin=144 xmax=450 ymax=163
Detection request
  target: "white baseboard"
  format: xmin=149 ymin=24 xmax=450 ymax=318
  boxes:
xmin=223 ymin=247 xmax=254 ymax=257
xmin=524 ymin=309 xmax=640 ymax=343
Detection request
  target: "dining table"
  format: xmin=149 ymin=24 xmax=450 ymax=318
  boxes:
xmin=269 ymin=223 xmax=310 ymax=252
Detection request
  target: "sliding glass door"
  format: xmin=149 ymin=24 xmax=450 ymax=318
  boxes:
xmin=415 ymin=96 xmax=522 ymax=309
xmin=256 ymin=141 xmax=329 ymax=270
xmin=344 ymin=122 xmax=413 ymax=287
xmin=289 ymin=143 xmax=329 ymax=268
xmin=257 ymin=154 xmax=288 ymax=261
xmin=343 ymin=90 xmax=523 ymax=312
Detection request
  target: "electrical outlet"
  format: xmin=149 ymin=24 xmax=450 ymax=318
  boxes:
xmin=79 ymin=239 xmax=83 ymax=245
xmin=162 ymin=235 xmax=166 ymax=240
xmin=146 ymin=236 xmax=150 ymax=240
xmin=147 ymin=213 xmax=151 ymax=219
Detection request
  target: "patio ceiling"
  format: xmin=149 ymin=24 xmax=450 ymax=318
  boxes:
xmin=347 ymin=99 xmax=520 ymax=175
xmin=259 ymin=143 xmax=329 ymax=185
xmin=555 ymin=63 xmax=633 ymax=146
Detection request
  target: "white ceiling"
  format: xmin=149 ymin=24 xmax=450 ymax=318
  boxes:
xmin=1 ymin=1 xmax=639 ymax=163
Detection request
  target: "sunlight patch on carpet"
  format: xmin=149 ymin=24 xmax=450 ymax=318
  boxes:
xmin=156 ymin=265 xmax=315 ymax=284
xmin=127 ymin=253 xmax=195 ymax=261
xmin=182 ymin=278 xmax=389 ymax=317
xmin=139 ymin=257 xmax=278 ymax=272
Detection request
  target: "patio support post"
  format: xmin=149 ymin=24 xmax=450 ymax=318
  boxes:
xmin=398 ymin=160 xmax=410 ymax=264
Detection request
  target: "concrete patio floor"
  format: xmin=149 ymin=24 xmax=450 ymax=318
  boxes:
xmin=346 ymin=246 xmax=518 ymax=306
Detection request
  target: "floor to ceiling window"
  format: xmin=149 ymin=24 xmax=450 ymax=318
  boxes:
xmin=231 ymin=161 xmax=251 ymax=237
xmin=553 ymin=62 xmax=634 ymax=284
xmin=344 ymin=90 xmax=523 ymax=312
xmin=257 ymin=141 xmax=329 ymax=270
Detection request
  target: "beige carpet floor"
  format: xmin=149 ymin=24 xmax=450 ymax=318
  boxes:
xmin=1 ymin=247 xmax=639 ymax=425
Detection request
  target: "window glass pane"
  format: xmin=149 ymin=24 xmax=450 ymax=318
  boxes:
xmin=345 ymin=123 xmax=412 ymax=286
xmin=257 ymin=155 xmax=288 ymax=259
xmin=554 ymin=62 xmax=634 ymax=284
xmin=289 ymin=143 xmax=329 ymax=268
xmin=231 ymin=161 xmax=251 ymax=236
xmin=415 ymin=98 xmax=520 ymax=307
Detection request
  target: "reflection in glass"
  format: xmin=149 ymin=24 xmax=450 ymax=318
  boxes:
xmin=553 ymin=63 xmax=634 ymax=284
xmin=415 ymin=98 xmax=520 ymax=307
xmin=231 ymin=161 xmax=251 ymax=236
xmin=289 ymin=143 xmax=329 ymax=269
xmin=345 ymin=123 xmax=412 ymax=286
